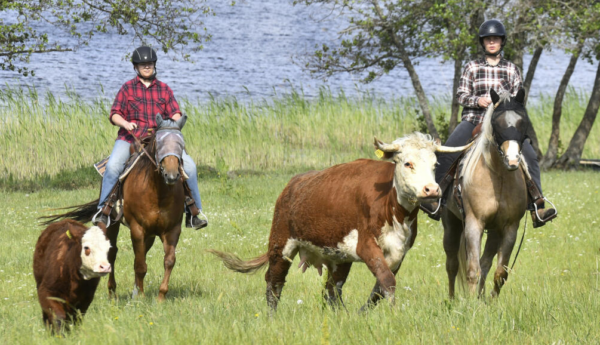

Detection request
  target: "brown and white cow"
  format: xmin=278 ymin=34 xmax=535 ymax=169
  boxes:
xmin=209 ymin=133 xmax=471 ymax=312
xmin=33 ymin=219 xmax=111 ymax=332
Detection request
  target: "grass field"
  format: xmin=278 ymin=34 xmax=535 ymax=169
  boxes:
xmin=0 ymin=170 xmax=599 ymax=344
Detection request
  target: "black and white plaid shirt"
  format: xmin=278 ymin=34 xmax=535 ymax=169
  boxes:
xmin=457 ymin=56 xmax=523 ymax=124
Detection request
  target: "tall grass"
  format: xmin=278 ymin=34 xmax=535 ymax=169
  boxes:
xmin=1 ymin=85 xmax=598 ymax=183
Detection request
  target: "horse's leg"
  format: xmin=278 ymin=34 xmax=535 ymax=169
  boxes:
xmin=478 ymin=230 xmax=501 ymax=297
xmin=158 ymin=226 xmax=182 ymax=302
xmin=492 ymin=224 xmax=519 ymax=298
xmin=464 ymin=217 xmax=484 ymax=296
xmin=324 ymin=262 xmax=352 ymax=309
xmin=106 ymin=222 xmax=120 ymax=299
xmin=130 ymin=222 xmax=148 ymax=298
xmin=442 ymin=211 xmax=463 ymax=299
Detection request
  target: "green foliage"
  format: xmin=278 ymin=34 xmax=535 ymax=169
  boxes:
xmin=0 ymin=0 xmax=213 ymax=75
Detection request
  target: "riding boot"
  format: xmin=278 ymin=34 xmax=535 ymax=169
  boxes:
xmin=93 ymin=182 xmax=120 ymax=226
xmin=526 ymin=179 xmax=557 ymax=228
xmin=185 ymin=196 xmax=208 ymax=229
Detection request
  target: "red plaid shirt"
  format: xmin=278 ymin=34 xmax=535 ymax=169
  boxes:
xmin=110 ymin=76 xmax=181 ymax=143
xmin=457 ymin=56 xmax=522 ymax=124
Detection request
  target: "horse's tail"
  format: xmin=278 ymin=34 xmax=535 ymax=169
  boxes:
xmin=457 ymin=232 xmax=469 ymax=294
xmin=207 ymin=250 xmax=269 ymax=274
xmin=39 ymin=199 xmax=100 ymax=226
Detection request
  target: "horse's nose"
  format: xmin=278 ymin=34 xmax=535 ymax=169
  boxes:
xmin=164 ymin=172 xmax=180 ymax=185
xmin=423 ymin=183 xmax=440 ymax=198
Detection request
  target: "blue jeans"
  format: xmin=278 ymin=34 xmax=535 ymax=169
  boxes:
xmin=98 ymin=140 xmax=203 ymax=212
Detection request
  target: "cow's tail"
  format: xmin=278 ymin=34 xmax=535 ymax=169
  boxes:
xmin=39 ymin=199 xmax=100 ymax=226
xmin=207 ymin=250 xmax=269 ymax=274
xmin=457 ymin=232 xmax=469 ymax=294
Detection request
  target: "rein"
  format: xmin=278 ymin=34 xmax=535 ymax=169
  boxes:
xmin=510 ymin=215 xmax=527 ymax=270
xmin=129 ymin=130 xmax=158 ymax=168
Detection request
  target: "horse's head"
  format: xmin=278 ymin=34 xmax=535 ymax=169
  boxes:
xmin=155 ymin=114 xmax=187 ymax=185
xmin=489 ymin=89 xmax=530 ymax=171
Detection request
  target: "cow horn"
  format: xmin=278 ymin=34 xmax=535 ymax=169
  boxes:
xmin=373 ymin=137 xmax=401 ymax=152
xmin=435 ymin=141 xmax=475 ymax=153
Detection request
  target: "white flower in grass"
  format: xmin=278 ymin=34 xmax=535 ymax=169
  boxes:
xmin=297 ymin=299 xmax=303 ymax=305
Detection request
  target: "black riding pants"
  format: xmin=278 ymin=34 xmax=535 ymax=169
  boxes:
xmin=435 ymin=121 xmax=542 ymax=193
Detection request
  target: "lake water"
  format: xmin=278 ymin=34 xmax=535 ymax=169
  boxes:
xmin=0 ymin=1 xmax=597 ymax=103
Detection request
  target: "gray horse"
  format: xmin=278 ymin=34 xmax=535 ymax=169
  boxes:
xmin=442 ymin=89 xmax=530 ymax=298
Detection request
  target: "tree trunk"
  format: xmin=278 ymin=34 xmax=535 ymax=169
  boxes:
xmin=449 ymin=52 xmax=465 ymax=134
xmin=540 ymin=43 xmax=583 ymax=169
xmin=469 ymin=9 xmax=485 ymax=60
xmin=400 ymin=54 xmax=439 ymax=139
xmin=523 ymin=47 xmax=543 ymax=106
xmin=554 ymin=59 xmax=600 ymax=170
xmin=370 ymin=0 xmax=438 ymax=139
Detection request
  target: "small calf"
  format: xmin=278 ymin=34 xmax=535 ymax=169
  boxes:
xmin=33 ymin=219 xmax=111 ymax=331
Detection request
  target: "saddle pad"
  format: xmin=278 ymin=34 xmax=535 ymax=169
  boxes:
xmin=94 ymin=156 xmax=110 ymax=177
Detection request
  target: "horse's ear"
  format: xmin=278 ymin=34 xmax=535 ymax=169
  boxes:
xmin=515 ymin=88 xmax=526 ymax=103
xmin=490 ymin=89 xmax=500 ymax=104
xmin=156 ymin=114 xmax=164 ymax=128
xmin=176 ymin=113 xmax=187 ymax=130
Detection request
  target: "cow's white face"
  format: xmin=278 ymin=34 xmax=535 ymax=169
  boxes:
xmin=392 ymin=148 xmax=440 ymax=205
xmin=80 ymin=226 xmax=112 ymax=280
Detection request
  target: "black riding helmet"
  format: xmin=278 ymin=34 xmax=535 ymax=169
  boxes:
xmin=479 ymin=20 xmax=506 ymax=56
xmin=132 ymin=46 xmax=157 ymax=79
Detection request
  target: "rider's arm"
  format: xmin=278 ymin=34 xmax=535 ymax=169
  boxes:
xmin=163 ymin=85 xmax=182 ymax=120
xmin=111 ymin=114 xmax=137 ymax=132
xmin=457 ymin=62 xmax=482 ymax=108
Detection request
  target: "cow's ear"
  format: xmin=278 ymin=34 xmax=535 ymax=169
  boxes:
xmin=515 ymin=88 xmax=526 ymax=103
xmin=382 ymin=152 xmax=395 ymax=160
xmin=490 ymin=89 xmax=500 ymax=104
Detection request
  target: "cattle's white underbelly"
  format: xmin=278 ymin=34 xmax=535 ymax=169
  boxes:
xmin=281 ymin=215 xmax=414 ymax=274
xmin=282 ymin=230 xmax=362 ymax=272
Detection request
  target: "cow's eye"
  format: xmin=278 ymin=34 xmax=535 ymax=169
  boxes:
xmin=404 ymin=162 xmax=413 ymax=169
xmin=84 ymin=247 xmax=91 ymax=256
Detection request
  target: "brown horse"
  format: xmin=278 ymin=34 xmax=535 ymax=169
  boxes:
xmin=42 ymin=114 xmax=187 ymax=301
xmin=442 ymin=89 xmax=530 ymax=298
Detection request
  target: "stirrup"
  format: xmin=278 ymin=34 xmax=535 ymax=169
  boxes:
xmin=92 ymin=208 xmax=111 ymax=227
xmin=419 ymin=198 xmax=442 ymax=221
xmin=532 ymin=197 xmax=558 ymax=222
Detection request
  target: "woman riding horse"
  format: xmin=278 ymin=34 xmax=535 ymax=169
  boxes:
xmin=421 ymin=19 xmax=557 ymax=228
xmin=94 ymin=46 xmax=207 ymax=230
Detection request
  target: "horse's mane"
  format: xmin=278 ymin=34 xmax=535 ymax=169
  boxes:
xmin=461 ymin=91 xmax=529 ymax=186
xmin=132 ymin=132 xmax=159 ymax=181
